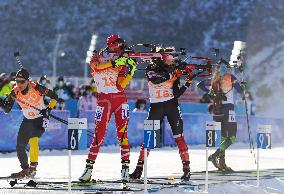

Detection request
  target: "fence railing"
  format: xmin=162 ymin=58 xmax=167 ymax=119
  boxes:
xmin=1 ymin=110 xmax=283 ymax=151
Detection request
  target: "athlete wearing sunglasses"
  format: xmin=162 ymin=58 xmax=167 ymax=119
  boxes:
xmin=0 ymin=68 xmax=58 ymax=178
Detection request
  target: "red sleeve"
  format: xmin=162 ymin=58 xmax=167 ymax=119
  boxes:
xmin=118 ymin=66 xmax=127 ymax=78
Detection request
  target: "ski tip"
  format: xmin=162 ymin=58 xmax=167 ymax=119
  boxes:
xmin=9 ymin=179 xmax=18 ymax=187
xmin=26 ymin=180 xmax=37 ymax=187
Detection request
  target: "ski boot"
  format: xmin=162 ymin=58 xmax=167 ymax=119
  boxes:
xmin=121 ymin=160 xmax=130 ymax=183
xmin=29 ymin=162 xmax=38 ymax=178
xmin=181 ymin=161 xmax=191 ymax=181
xmin=10 ymin=167 xmax=30 ymax=179
xmin=79 ymin=159 xmax=95 ymax=182
xmin=129 ymin=160 xmax=143 ymax=179
xmin=219 ymin=157 xmax=234 ymax=173
xmin=208 ymin=150 xmax=221 ymax=170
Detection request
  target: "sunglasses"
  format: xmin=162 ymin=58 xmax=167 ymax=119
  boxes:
xmin=107 ymin=42 xmax=121 ymax=49
xmin=15 ymin=80 xmax=27 ymax=84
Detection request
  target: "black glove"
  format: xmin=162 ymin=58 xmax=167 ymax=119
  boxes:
xmin=207 ymin=90 xmax=216 ymax=99
xmin=240 ymin=81 xmax=247 ymax=90
xmin=184 ymin=73 xmax=198 ymax=88
xmin=39 ymin=107 xmax=51 ymax=119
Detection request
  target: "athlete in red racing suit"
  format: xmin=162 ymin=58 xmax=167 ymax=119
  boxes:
xmin=79 ymin=35 xmax=137 ymax=183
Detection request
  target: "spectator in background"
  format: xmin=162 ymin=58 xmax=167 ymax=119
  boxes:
xmin=78 ymin=84 xmax=86 ymax=97
xmin=38 ymin=75 xmax=52 ymax=89
xmin=66 ymin=82 xmax=76 ymax=97
xmin=37 ymin=75 xmax=52 ymax=106
xmin=55 ymin=98 xmax=66 ymax=110
xmin=0 ymin=72 xmax=16 ymax=97
xmin=53 ymin=76 xmax=74 ymax=100
xmin=132 ymin=99 xmax=147 ymax=113
xmin=77 ymin=85 xmax=97 ymax=114
xmin=72 ymin=86 xmax=81 ymax=99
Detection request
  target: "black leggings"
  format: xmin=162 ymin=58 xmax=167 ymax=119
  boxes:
xmin=17 ymin=117 xmax=45 ymax=169
xmin=148 ymin=98 xmax=183 ymax=137
xmin=213 ymin=103 xmax=237 ymax=138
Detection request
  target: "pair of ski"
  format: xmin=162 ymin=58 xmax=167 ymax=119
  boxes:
xmin=0 ymin=176 xmax=38 ymax=188
xmin=76 ymin=178 xmax=193 ymax=186
xmin=0 ymin=177 xmax=197 ymax=192
xmin=0 ymin=176 xmax=37 ymax=187
xmin=9 ymin=179 xmax=37 ymax=187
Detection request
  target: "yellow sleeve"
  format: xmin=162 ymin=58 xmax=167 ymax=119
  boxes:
xmin=117 ymin=58 xmax=137 ymax=89
xmin=91 ymin=86 xmax=97 ymax=94
xmin=118 ymin=74 xmax=133 ymax=89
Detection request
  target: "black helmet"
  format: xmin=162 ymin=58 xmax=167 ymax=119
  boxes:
xmin=16 ymin=68 xmax=29 ymax=80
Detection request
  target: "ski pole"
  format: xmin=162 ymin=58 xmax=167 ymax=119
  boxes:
xmin=14 ymin=51 xmax=24 ymax=69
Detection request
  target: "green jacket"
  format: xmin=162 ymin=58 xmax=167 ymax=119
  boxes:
xmin=0 ymin=82 xmax=13 ymax=97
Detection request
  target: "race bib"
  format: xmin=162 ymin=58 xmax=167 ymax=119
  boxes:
xmin=155 ymin=89 xmax=172 ymax=99
xmin=228 ymin=110 xmax=236 ymax=122
xmin=148 ymin=78 xmax=175 ymax=103
xmin=95 ymin=106 xmax=104 ymax=121
xmin=42 ymin=118 xmax=49 ymax=129
xmin=149 ymin=88 xmax=174 ymax=103
xmin=121 ymin=104 xmax=129 ymax=119
xmin=102 ymin=76 xmax=116 ymax=87
xmin=93 ymin=69 xmax=120 ymax=94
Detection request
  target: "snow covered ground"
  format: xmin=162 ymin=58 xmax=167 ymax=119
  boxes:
xmin=0 ymin=143 xmax=284 ymax=194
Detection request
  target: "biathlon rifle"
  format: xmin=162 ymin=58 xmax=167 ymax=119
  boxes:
xmin=117 ymin=44 xmax=213 ymax=78
xmin=175 ymin=56 xmax=213 ymax=78
xmin=122 ymin=43 xmax=186 ymax=63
